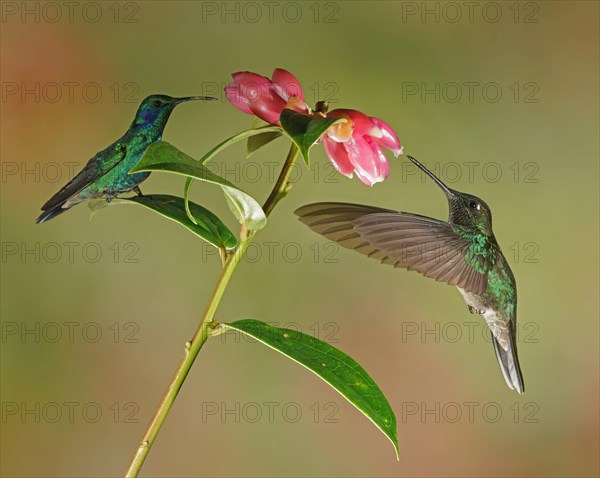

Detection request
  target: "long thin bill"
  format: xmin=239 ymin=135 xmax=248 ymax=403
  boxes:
xmin=176 ymin=96 xmax=218 ymax=102
xmin=407 ymin=155 xmax=454 ymax=196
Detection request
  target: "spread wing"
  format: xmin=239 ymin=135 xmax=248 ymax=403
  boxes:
xmin=41 ymin=142 xmax=128 ymax=211
xmin=296 ymin=202 xmax=489 ymax=294
xmin=295 ymin=202 xmax=398 ymax=262
xmin=353 ymin=213 xmax=488 ymax=294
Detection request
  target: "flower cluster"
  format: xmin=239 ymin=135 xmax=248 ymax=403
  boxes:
xmin=226 ymin=69 xmax=402 ymax=186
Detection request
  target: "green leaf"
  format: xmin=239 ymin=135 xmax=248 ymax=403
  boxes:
xmin=222 ymin=186 xmax=267 ymax=231
xmin=131 ymin=142 xmax=236 ymax=185
xmin=88 ymin=194 xmax=237 ymax=249
xmin=246 ymin=117 xmax=282 ymax=158
xmin=221 ymin=319 xmax=399 ymax=458
xmin=131 ymin=142 xmax=267 ymax=231
xmin=279 ymin=109 xmax=344 ymax=166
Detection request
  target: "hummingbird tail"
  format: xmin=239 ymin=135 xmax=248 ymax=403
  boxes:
xmin=492 ymin=335 xmax=525 ymax=394
xmin=36 ymin=204 xmax=70 ymax=224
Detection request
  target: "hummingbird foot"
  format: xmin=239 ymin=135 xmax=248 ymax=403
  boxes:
xmin=133 ymin=186 xmax=144 ymax=197
xmin=468 ymin=305 xmax=485 ymax=315
xmin=104 ymin=193 xmax=118 ymax=203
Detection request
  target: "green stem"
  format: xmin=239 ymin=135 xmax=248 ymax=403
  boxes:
xmin=262 ymin=143 xmax=300 ymax=216
xmin=124 ymin=143 xmax=300 ymax=477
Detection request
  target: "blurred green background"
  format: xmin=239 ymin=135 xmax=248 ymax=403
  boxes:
xmin=1 ymin=1 xmax=598 ymax=477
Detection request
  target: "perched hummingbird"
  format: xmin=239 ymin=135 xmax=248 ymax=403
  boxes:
xmin=36 ymin=94 xmax=215 ymax=223
xmin=295 ymin=155 xmax=524 ymax=394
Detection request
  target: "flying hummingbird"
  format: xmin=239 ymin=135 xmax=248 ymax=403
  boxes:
xmin=295 ymin=155 xmax=525 ymax=394
xmin=36 ymin=94 xmax=216 ymax=223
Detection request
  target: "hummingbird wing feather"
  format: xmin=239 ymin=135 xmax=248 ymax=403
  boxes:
xmin=352 ymin=213 xmax=488 ymax=294
xmin=295 ymin=203 xmax=399 ymax=263
xmin=40 ymin=143 xmax=128 ymax=211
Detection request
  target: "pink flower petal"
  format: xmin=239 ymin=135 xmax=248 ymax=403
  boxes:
xmin=225 ymin=83 xmax=253 ymax=115
xmin=225 ymin=69 xmax=310 ymax=125
xmin=231 ymin=71 xmax=272 ymax=90
xmin=329 ymin=109 xmax=381 ymax=138
xmin=368 ymin=139 xmax=390 ymax=179
xmin=237 ymin=73 xmax=273 ymax=105
xmin=248 ymin=92 xmax=287 ymax=125
xmin=343 ymin=134 xmax=387 ymax=186
xmin=323 ymin=138 xmax=355 ymax=178
xmin=225 ymin=71 xmax=273 ymax=115
xmin=225 ymin=72 xmax=287 ymax=125
xmin=272 ymin=68 xmax=304 ymax=102
xmin=353 ymin=169 xmax=375 ymax=186
xmin=370 ymin=117 xmax=402 ymax=156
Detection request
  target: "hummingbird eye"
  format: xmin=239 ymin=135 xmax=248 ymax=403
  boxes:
xmin=153 ymin=100 xmax=162 ymax=108
xmin=469 ymin=201 xmax=480 ymax=210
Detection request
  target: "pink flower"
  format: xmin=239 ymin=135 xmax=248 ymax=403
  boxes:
xmin=225 ymin=68 xmax=308 ymax=125
xmin=225 ymin=68 xmax=402 ymax=186
xmin=323 ymin=109 xmax=402 ymax=186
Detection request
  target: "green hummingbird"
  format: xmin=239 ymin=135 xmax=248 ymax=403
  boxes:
xmin=36 ymin=94 xmax=216 ymax=223
xmin=295 ymin=155 xmax=524 ymax=394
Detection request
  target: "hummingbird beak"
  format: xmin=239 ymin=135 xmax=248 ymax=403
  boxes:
xmin=175 ymin=96 xmax=218 ymax=103
xmin=407 ymin=155 xmax=455 ymax=198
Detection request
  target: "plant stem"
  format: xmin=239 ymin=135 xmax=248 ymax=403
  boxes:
xmin=262 ymin=144 xmax=300 ymax=216
xmin=124 ymin=143 xmax=300 ymax=477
